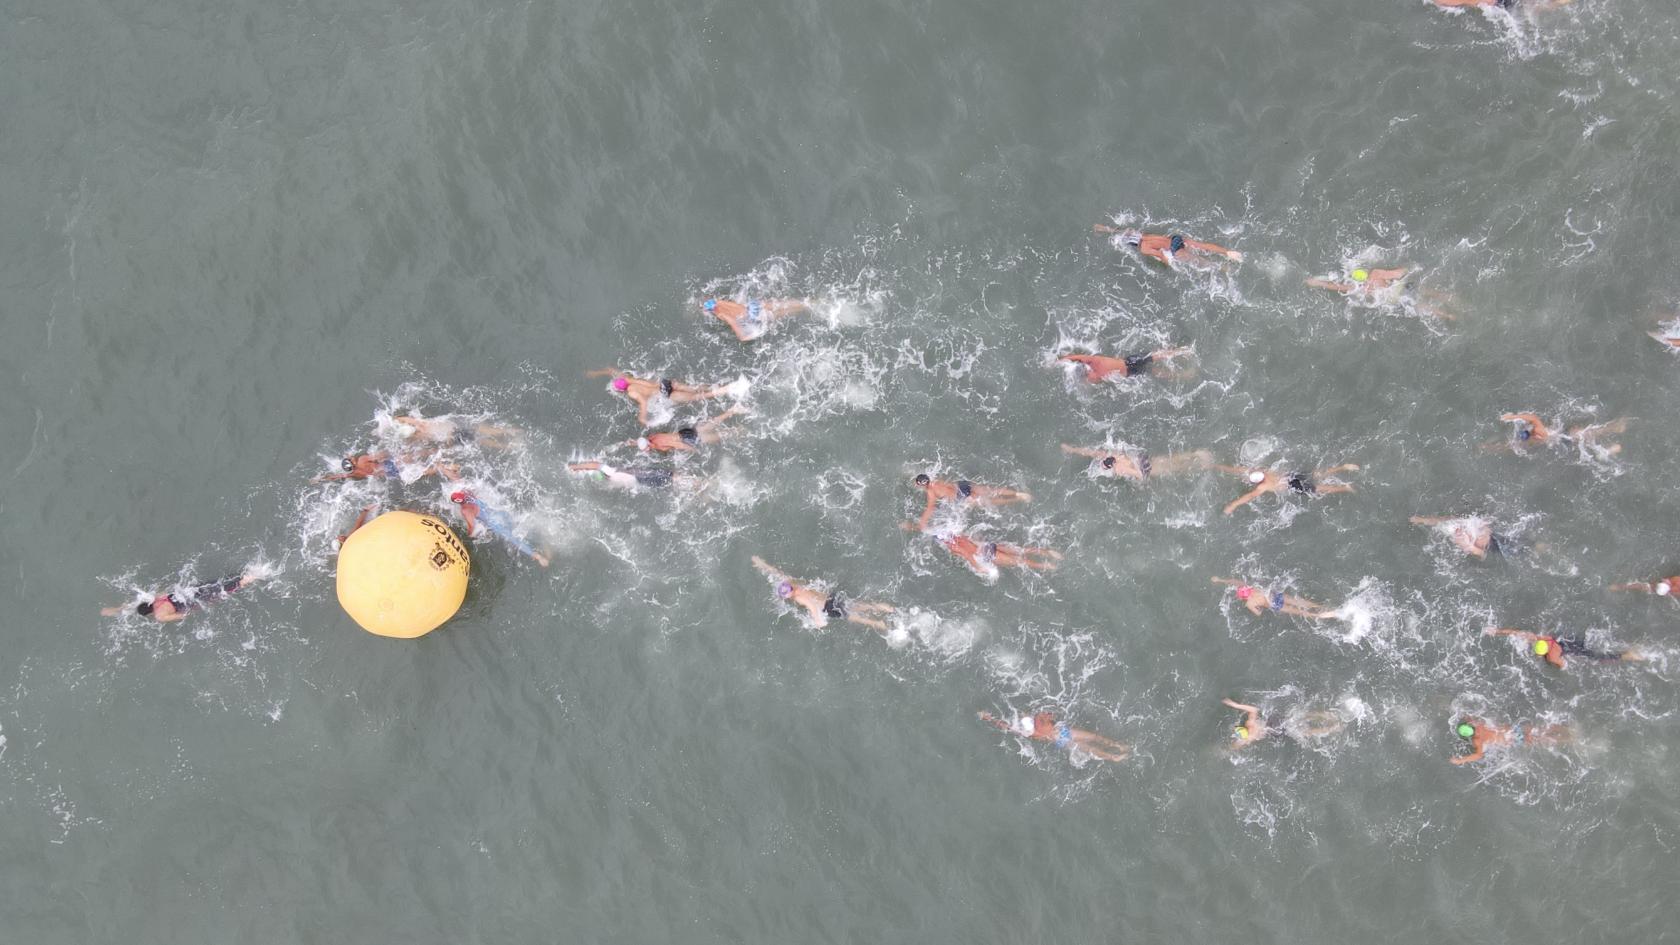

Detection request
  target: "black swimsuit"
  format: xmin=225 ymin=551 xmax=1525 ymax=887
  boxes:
xmin=631 ymin=468 xmax=674 ymax=489
xmin=1288 ymin=474 xmax=1316 ymax=496
xmin=822 ymin=596 xmax=847 ymax=619
xmin=1137 ymin=453 xmax=1152 ymax=478
xmin=956 ymin=480 xmax=973 ymax=498
xmin=1555 ymin=637 xmax=1621 ymax=663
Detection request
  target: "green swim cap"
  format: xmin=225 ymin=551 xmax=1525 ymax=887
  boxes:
xmin=1351 ymin=268 xmax=1370 ymax=282
xmin=1456 ymin=722 xmax=1475 ymax=739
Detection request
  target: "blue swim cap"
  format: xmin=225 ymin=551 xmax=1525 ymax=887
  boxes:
xmin=749 ymin=300 xmax=762 ymax=315
xmin=1169 ymin=235 xmax=1186 ymax=253
xmin=703 ymin=299 xmax=717 ymax=312
xmin=1517 ymin=428 xmax=1531 ymax=441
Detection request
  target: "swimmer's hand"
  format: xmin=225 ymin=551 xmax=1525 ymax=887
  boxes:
xmin=99 ymin=605 xmax=127 ymax=617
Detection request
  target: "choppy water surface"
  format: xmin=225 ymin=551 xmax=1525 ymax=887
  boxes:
xmin=4 ymin=0 xmax=1680 ymax=941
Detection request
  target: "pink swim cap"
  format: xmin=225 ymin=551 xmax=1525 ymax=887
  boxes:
xmin=612 ymin=377 xmax=630 ymax=392
xmin=1235 ymin=586 xmax=1254 ymax=601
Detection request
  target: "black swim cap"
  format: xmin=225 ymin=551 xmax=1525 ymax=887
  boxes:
xmin=660 ymin=379 xmax=675 ymax=396
xmin=678 ymin=427 xmax=698 ymax=444
xmin=136 ymin=601 xmax=154 ymax=616
xmin=1101 ymin=456 xmax=1116 ymax=469
xmin=914 ymin=474 xmax=930 ymax=486
xmin=341 ymin=457 xmax=355 ymax=472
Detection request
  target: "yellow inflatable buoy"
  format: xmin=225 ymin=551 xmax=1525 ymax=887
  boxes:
xmin=336 ymin=511 xmax=470 ymax=638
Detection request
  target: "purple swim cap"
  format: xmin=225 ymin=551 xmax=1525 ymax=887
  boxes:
xmin=612 ymin=377 xmax=630 ymax=392
xmin=776 ymin=581 xmax=793 ymax=599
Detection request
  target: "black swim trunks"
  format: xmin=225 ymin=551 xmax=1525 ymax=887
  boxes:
xmin=956 ymin=480 xmax=974 ymax=498
xmin=1555 ymin=638 xmax=1622 ymax=663
xmin=1288 ymin=474 xmax=1316 ymax=495
xmin=1137 ymin=453 xmax=1152 ymax=478
xmin=1124 ymin=354 xmax=1154 ymax=375
xmin=822 ymin=596 xmax=847 ymax=619
xmin=631 ymin=468 xmax=674 ymax=488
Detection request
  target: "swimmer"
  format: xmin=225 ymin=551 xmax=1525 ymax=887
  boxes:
xmin=1609 ymin=574 xmax=1680 ymax=598
xmin=749 ymin=556 xmax=896 ymax=634
xmin=701 ymin=297 xmax=812 ymax=342
xmin=1408 ymin=514 xmax=1508 ymax=559
xmin=586 ymin=369 xmax=742 ymax=426
xmin=1493 ymin=413 xmax=1631 ymax=456
xmin=312 ymin=452 xmax=458 ymax=483
xmin=335 ymin=503 xmax=378 ymax=546
xmin=938 ymin=534 xmax=1061 ymax=575
xmin=391 ymin=415 xmax=520 ymax=449
xmin=905 ymin=474 xmax=1033 ymax=531
xmin=566 ymin=461 xmax=695 ymax=492
xmin=1221 ymin=697 xmax=1341 ymax=750
xmin=1485 ymin=627 xmax=1644 ymax=668
xmin=1058 ymin=348 xmax=1195 ymax=383
xmin=1217 ymin=462 xmax=1361 ymax=516
xmin=1061 ymin=444 xmax=1214 ymax=482
xmin=1212 ymin=577 xmax=1342 ymax=620
xmin=977 ymin=710 xmax=1131 ymax=762
xmin=1647 ymin=326 xmax=1680 ymax=349
xmin=1093 ymin=225 xmax=1243 ymax=265
xmin=621 ymin=405 xmax=748 ymax=454
xmin=448 ymin=490 xmax=550 ymax=567
xmin=1431 ymin=0 xmax=1573 ymax=11
xmin=1306 ymin=266 xmax=1455 ymax=320
xmin=102 ymin=572 xmax=261 ymax=623
xmin=1449 ymin=716 xmax=1572 ymax=766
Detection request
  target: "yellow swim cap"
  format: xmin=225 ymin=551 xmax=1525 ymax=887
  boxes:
xmin=1351 ymin=268 xmax=1370 ymax=282
xmin=1234 ymin=726 xmax=1250 ymax=740
xmin=1533 ymin=639 xmax=1551 ymax=656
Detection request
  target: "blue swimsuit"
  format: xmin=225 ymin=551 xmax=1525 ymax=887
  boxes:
xmin=476 ymin=504 xmax=537 ymax=557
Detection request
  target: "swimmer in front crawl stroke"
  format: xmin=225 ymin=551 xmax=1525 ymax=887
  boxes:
xmin=701 ymin=297 xmax=812 ymax=342
xmin=1058 ymin=348 xmax=1195 ymax=383
xmin=1450 ymin=716 xmax=1572 ymax=766
xmin=620 ymin=405 xmax=748 ymax=454
xmin=1491 ymin=412 xmax=1631 ymax=456
xmin=587 ymin=369 xmax=744 ymax=426
xmin=566 ymin=461 xmax=698 ymax=493
xmin=102 ymin=572 xmax=263 ymax=623
xmin=1431 ymin=0 xmax=1573 ymax=11
xmin=1408 ymin=514 xmax=1511 ymax=559
xmin=1093 ymin=225 xmax=1243 ymax=266
xmin=1212 ymin=578 xmax=1341 ymax=620
xmin=1217 ymin=462 xmax=1361 ymax=516
xmin=313 ymin=451 xmax=459 ymax=483
xmin=1610 ymin=572 xmax=1680 ymax=599
xmin=391 ymin=414 xmax=521 ymax=449
xmin=1221 ymin=697 xmax=1343 ymax=751
xmin=978 ymin=710 xmax=1131 ymax=762
xmin=449 ymin=490 xmax=550 ymax=568
xmin=1061 ymin=443 xmax=1215 ymax=482
xmin=904 ymin=474 xmax=1033 ymax=531
xmin=1485 ymin=627 xmax=1645 ymax=668
xmin=1306 ymin=265 xmax=1455 ymax=320
xmin=939 ymin=534 xmax=1061 ymax=575
xmin=750 ymin=556 xmax=896 ymax=634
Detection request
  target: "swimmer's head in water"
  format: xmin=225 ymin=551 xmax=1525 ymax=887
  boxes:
xmin=1234 ymin=726 xmax=1250 ymax=741
xmin=449 ymin=491 xmax=467 ymax=504
xmin=1101 ymin=456 xmax=1116 ymax=470
xmin=678 ymin=427 xmax=699 ymax=445
xmin=136 ymin=600 xmax=155 ymax=617
xmin=636 ymin=437 xmax=651 ymax=452
xmin=1014 ymin=716 xmax=1035 ymax=737
xmin=660 ymin=379 xmax=674 ymax=397
xmin=703 ymin=299 xmax=717 ymax=312
xmin=748 ymin=300 xmax=762 ymax=316
xmin=1456 ymin=722 xmax=1476 ymax=739
xmin=1533 ymin=639 xmax=1551 ymax=656
xmin=612 ymin=376 xmax=630 ymax=392
xmin=1517 ymin=427 xmax=1531 ymax=441
xmin=1235 ymin=585 xmax=1254 ymax=601
xmin=1351 ymin=268 xmax=1370 ymax=283
xmin=775 ymin=581 xmax=793 ymax=599
xmin=914 ymin=473 xmax=930 ymax=486
xmin=1169 ymin=234 xmax=1186 ymax=254
xmin=1248 ymin=470 xmax=1266 ymax=484
xmin=341 ymin=457 xmax=356 ymax=472
xmin=1657 ymin=581 xmax=1673 ymax=596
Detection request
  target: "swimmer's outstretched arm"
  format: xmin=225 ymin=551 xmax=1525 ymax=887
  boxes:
xmin=1061 ymin=444 xmax=1110 ymax=460
xmin=977 ymin=711 xmax=1014 ymax=732
xmin=1223 ymin=486 xmax=1269 ymax=516
xmin=1305 ymin=277 xmax=1354 ymax=294
xmin=914 ymin=491 xmax=939 ymax=531
xmin=585 ymin=367 xmax=625 ymax=378
xmin=750 ymin=556 xmax=793 ymax=583
xmin=1450 ymin=744 xmax=1485 ymax=765
xmin=1221 ymin=698 xmax=1263 ymax=730
xmin=1092 ymin=224 xmax=1120 ymax=235
xmin=1408 ymin=515 xmax=1455 ymax=526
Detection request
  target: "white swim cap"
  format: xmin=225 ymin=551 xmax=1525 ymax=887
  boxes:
xmin=1248 ymin=470 xmax=1266 ymax=484
xmin=395 ymin=424 xmax=417 ymax=439
xmin=636 ymin=437 xmax=650 ymax=451
xmin=1658 ymin=581 xmax=1672 ymax=596
xmin=1014 ymin=716 xmax=1036 ymax=737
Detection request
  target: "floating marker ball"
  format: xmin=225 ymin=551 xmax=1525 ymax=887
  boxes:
xmin=336 ymin=511 xmax=471 ymax=638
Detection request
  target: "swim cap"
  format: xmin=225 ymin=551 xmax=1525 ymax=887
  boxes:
xmin=612 ymin=377 xmax=630 ymax=392
xmin=776 ymin=581 xmax=793 ymax=599
xmin=341 ymin=457 xmax=356 ymax=472
xmin=703 ymin=299 xmax=717 ymax=312
xmin=1014 ymin=716 xmax=1035 ymax=737
xmin=1169 ymin=234 xmax=1186 ymax=254
xmin=1657 ymin=581 xmax=1672 ymax=596
xmin=1234 ymin=726 xmax=1250 ymax=740
xmin=1248 ymin=470 xmax=1266 ymax=484
xmin=1456 ymin=722 xmax=1475 ymax=739
xmin=449 ymin=491 xmax=467 ymax=504
xmin=1351 ymin=268 xmax=1370 ymax=282
xmin=1517 ymin=428 xmax=1531 ymax=441
xmin=678 ymin=427 xmax=699 ymax=445
xmin=749 ymin=300 xmax=762 ymax=315
xmin=636 ymin=437 xmax=651 ymax=451
xmin=1532 ymin=639 xmax=1550 ymax=656
xmin=914 ymin=473 xmax=930 ymax=486
xmin=395 ymin=424 xmax=417 ymax=439
xmin=1101 ymin=456 xmax=1116 ymax=469
xmin=1235 ymin=585 xmax=1254 ymax=601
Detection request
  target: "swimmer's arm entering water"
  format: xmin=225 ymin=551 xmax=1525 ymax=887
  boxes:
xmin=1305 ymin=277 xmax=1354 ymax=294
xmin=750 ymin=556 xmax=793 ymax=583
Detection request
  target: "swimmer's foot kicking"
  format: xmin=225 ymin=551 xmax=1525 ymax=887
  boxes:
xmin=1061 ymin=444 xmax=1214 ymax=481
xmin=1218 ymin=462 xmax=1361 ymax=515
xmin=978 ymin=710 xmax=1131 ymax=762
xmin=750 ymin=556 xmax=896 ymax=635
